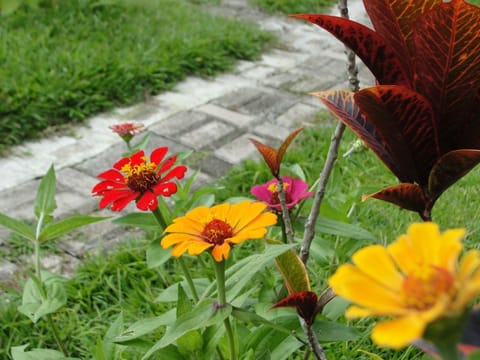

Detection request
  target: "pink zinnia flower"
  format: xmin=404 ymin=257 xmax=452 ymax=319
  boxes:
xmin=110 ymin=122 xmax=145 ymax=143
xmin=251 ymin=176 xmax=313 ymax=211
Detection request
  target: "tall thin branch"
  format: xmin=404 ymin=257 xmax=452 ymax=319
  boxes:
xmin=300 ymin=0 xmax=360 ymax=265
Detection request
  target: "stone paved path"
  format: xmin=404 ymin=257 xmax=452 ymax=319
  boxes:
xmin=0 ymin=0 xmax=373 ymax=284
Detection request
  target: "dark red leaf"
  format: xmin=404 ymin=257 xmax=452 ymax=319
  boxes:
xmin=312 ymin=90 xmax=402 ymax=180
xmin=250 ymin=139 xmax=279 ymax=176
xmin=291 ymin=14 xmax=411 ymax=86
xmin=354 ymin=86 xmax=439 ymax=186
xmin=272 ymin=291 xmax=318 ymax=325
xmin=414 ymin=0 xmax=480 ymax=153
xmin=362 ymin=183 xmax=427 ymax=216
xmin=428 ymin=149 xmax=480 ymax=202
xmin=364 ymin=0 xmax=442 ymax=80
xmin=277 ymin=128 xmax=303 ymax=167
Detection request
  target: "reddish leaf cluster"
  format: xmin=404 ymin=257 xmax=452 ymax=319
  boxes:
xmin=294 ymin=0 xmax=480 ymax=220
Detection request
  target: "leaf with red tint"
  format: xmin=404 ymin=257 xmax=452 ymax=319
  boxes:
xmin=362 ymin=183 xmax=427 ymax=218
xmin=414 ymin=0 xmax=480 ymax=153
xmin=272 ymin=291 xmax=318 ymax=325
xmin=428 ymin=149 xmax=480 ymax=202
xmin=250 ymin=139 xmax=279 ymax=176
xmin=312 ymin=90 xmax=401 ymax=180
xmin=354 ymin=86 xmax=439 ymax=186
xmin=277 ymin=128 xmax=303 ymax=167
xmin=291 ymin=14 xmax=410 ymax=86
xmin=364 ymin=0 xmax=442 ymax=79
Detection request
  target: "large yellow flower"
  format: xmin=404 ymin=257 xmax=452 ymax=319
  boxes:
xmin=161 ymin=201 xmax=277 ymax=262
xmin=328 ymin=222 xmax=480 ymax=349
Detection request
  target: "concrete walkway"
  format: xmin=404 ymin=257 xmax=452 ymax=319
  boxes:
xmin=0 ymin=0 xmax=373 ymax=282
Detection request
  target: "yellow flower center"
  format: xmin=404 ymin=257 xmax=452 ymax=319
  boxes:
xmin=402 ymin=265 xmax=454 ymax=310
xmin=267 ymin=182 xmax=292 ymax=205
xmin=201 ymin=219 xmax=234 ymax=245
xmin=121 ymin=160 xmax=159 ymax=193
xmin=267 ymin=182 xmax=289 ymax=193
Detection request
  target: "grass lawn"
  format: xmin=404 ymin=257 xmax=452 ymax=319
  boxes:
xmin=251 ymin=0 xmax=337 ymax=14
xmin=0 ymin=0 xmax=273 ymax=153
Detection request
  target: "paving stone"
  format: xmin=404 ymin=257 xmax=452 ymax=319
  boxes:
xmin=214 ymin=133 xmax=264 ymax=165
xmin=275 ymin=103 xmax=320 ymax=129
xmin=0 ymin=260 xmax=19 ymax=283
xmin=253 ymin=122 xmax=291 ymax=142
xmin=57 ymin=167 xmax=99 ymax=198
xmin=196 ymin=104 xmax=256 ymax=129
xmin=149 ymin=111 xmax=209 ymax=138
xmin=178 ymin=120 xmax=235 ymax=150
xmin=0 ymin=179 xmax=39 ymax=216
xmin=240 ymin=65 xmax=277 ymax=80
xmin=195 ymin=155 xmax=234 ymax=178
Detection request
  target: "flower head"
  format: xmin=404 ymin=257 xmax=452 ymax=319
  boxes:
xmin=251 ymin=176 xmax=313 ymax=211
xmin=110 ymin=122 xmax=145 ymax=143
xmin=161 ymin=201 xmax=277 ymax=262
xmin=328 ymin=222 xmax=480 ymax=349
xmin=92 ymin=147 xmax=187 ymax=211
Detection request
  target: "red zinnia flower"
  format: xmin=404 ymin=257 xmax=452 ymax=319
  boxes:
xmin=92 ymin=147 xmax=187 ymax=211
xmin=251 ymin=176 xmax=313 ymax=211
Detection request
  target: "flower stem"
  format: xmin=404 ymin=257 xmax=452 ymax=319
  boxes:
xmin=47 ymin=314 xmax=68 ymax=356
xmin=152 ymin=207 xmax=199 ymax=302
xmin=213 ymin=259 xmax=237 ymax=360
xmin=277 ymin=177 xmax=295 ymax=244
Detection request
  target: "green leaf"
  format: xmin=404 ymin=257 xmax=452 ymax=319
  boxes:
xmin=142 ymin=299 xmax=232 ymax=359
xmin=17 ymin=272 xmax=67 ymax=323
xmin=113 ymin=309 xmax=175 ymax=344
xmin=202 ymin=244 xmax=293 ymax=301
xmin=231 ymin=307 xmax=291 ymax=335
xmin=11 ymin=344 xmax=79 ymax=360
xmin=112 ymin=213 xmax=160 ymax=232
xmin=156 ymin=278 xmax=210 ymax=303
xmin=357 ymin=350 xmax=386 ymax=360
xmin=0 ymin=0 xmax=21 ymax=16
xmin=176 ymin=284 xmax=192 ymax=317
xmin=146 ymin=238 xmax=172 ymax=268
xmin=316 ymin=216 xmax=378 ymax=242
xmin=39 ymin=215 xmax=108 ymax=242
xmin=0 ymin=212 xmax=35 ymax=241
xmin=100 ymin=313 xmax=124 ymax=360
xmin=34 ymin=165 xmax=57 ymax=219
xmin=312 ymin=320 xmax=359 ymax=342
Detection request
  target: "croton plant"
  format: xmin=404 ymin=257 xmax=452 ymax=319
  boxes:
xmin=294 ymin=0 xmax=480 ymax=220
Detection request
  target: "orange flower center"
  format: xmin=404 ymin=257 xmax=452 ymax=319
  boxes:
xmin=121 ymin=161 xmax=159 ymax=193
xmin=201 ymin=219 xmax=234 ymax=245
xmin=267 ymin=182 xmax=292 ymax=205
xmin=402 ymin=265 xmax=454 ymax=310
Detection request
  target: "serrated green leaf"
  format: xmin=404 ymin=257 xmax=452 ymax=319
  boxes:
xmin=34 ymin=165 xmax=57 ymax=219
xmin=146 ymin=238 xmax=172 ymax=268
xmin=39 ymin=215 xmax=108 ymax=242
xmin=0 ymin=212 xmax=35 ymax=241
xmin=112 ymin=212 xmax=160 ymax=231
xmin=113 ymin=309 xmax=175 ymax=344
xmin=17 ymin=272 xmax=66 ymax=323
xmin=316 ymin=216 xmax=377 ymax=242
xmin=142 ymin=299 xmax=231 ymax=359
xmin=11 ymin=344 xmax=79 ymax=360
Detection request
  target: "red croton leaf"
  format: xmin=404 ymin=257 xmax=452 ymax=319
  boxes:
xmin=272 ymin=291 xmax=318 ymax=325
xmin=362 ymin=183 xmax=427 ymax=219
xmin=312 ymin=90 xmax=402 ymax=181
xmin=363 ymin=0 xmax=442 ymax=80
xmin=291 ymin=14 xmax=410 ymax=86
xmin=414 ymin=0 xmax=480 ymax=153
xmin=428 ymin=149 xmax=480 ymax=203
xmin=354 ymin=85 xmax=439 ymax=187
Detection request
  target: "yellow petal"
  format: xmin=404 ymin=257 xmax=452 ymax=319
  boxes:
xmin=183 ymin=206 xmax=211 ymax=223
xmin=164 ymin=217 xmax=204 ymax=235
xmin=345 ymin=305 xmax=381 ymax=318
xmin=328 ymin=264 xmax=405 ymax=315
xmin=371 ymin=315 xmax=426 ymax=349
xmin=171 ymin=239 xmax=212 ymax=257
xmin=458 ymin=250 xmax=480 ymax=281
xmin=211 ymin=243 xmax=231 ymax=262
xmin=161 ymin=233 xmax=201 ymax=248
xmin=388 ymin=234 xmax=419 ymax=274
xmin=211 ymin=202 xmax=231 ymax=221
xmin=230 ymin=201 xmax=270 ymax=231
xmin=352 ymin=245 xmax=403 ymax=292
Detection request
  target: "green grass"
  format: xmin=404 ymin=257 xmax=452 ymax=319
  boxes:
xmin=2 ymin=113 xmax=480 ymax=358
xmin=0 ymin=0 xmax=272 ymax=153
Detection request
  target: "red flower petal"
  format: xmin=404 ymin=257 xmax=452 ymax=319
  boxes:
xmin=150 ymin=147 xmax=168 ymax=165
xmin=272 ymin=291 xmax=318 ymax=325
xmin=158 ymin=155 xmax=177 ymax=173
xmin=136 ymin=191 xmax=158 ymax=211
xmin=160 ymin=165 xmax=188 ymax=183
xmin=111 ymin=192 xmax=139 ymax=211
xmin=98 ymin=189 xmax=137 ymax=209
xmin=97 ymin=169 xmax=124 ymax=182
xmin=153 ymin=182 xmax=177 ymax=197
xmin=92 ymin=180 xmax=126 ymax=195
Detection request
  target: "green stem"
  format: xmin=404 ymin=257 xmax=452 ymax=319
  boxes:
xmin=34 ymin=212 xmax=45 ymax=280
xmin=152 ymin=207 xmax=199 ymax=302
xmin=47 ymin=314 xmax=68 ymax=356
xmin=213 ymin=259 xmax=237 ymax=360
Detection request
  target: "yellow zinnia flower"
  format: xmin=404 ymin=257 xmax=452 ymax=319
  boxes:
xmin=328 ymin=222 xmax=480 ymax=349
xmin=161 ymin=201 xmax=277 ymax=262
